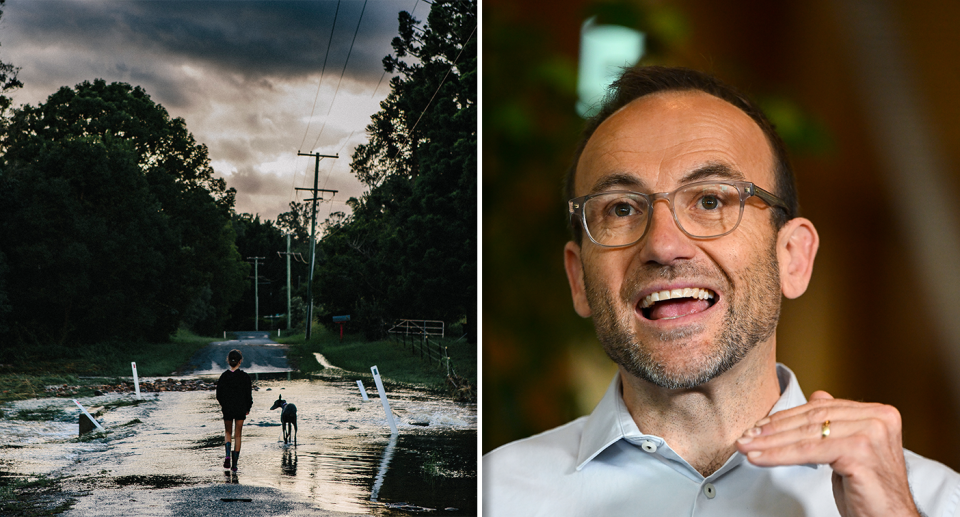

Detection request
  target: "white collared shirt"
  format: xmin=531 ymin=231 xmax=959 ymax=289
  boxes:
xmin=483 ymin=364 xmax=960 ymax=516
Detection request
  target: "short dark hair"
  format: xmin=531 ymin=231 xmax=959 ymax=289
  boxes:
xmin=566 ymin=66 xmax=799 ymax=243
xmin=228 ymin=349 xmax=243 ymax=368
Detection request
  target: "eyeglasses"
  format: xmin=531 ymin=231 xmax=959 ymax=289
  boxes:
xmin=568 ymin=180 xmax=790 ymax=248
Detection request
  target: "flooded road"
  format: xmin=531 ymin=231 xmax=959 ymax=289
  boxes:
xmin=0 ymin=371 xmax=476 ymax=515
xmin=182 ymin=331 xmax=294 ymax=375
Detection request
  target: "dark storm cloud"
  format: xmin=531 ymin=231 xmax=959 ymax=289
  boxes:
xmin=10 ymin=1 xmax=407 ymax=84
xmin=0 ymin=0 xmax=423 ymax=220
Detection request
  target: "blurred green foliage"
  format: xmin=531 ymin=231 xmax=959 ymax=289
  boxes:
xmin=483 ymin=7 xmax=590 ymax=454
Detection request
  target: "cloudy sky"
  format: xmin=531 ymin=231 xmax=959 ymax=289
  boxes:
xmin=0 ymin=0 xmax=426 ymax=222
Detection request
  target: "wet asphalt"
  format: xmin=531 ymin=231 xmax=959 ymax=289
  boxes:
xmin=66 ymin=482 xmax=362 ymax=516
xmin=181 ymin=331 xmax=294 ymax=375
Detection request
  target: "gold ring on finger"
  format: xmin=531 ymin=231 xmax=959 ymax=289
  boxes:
xmin=821 ymin=420 xmax=831 ymax=439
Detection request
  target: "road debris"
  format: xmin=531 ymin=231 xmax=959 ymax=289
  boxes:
xmin=42 ymin=378 xmax=260 ymax=397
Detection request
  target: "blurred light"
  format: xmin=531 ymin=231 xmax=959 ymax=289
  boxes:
xmin=577 ymin=17 xmax=645 ymax=118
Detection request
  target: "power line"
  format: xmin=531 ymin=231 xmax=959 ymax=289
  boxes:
xmin=298 ymin=0 xmax=368 ymax=206
xmin=246 ymin=256 xmax=266 ymax=331
xmin=298 ymin=0 xmax=342 ymax=153
xmin=293 ymin=0 xmax=418 ymax=210
xmin=313 ymin=0 xmax=419 ymax=197
xmin=292 ymin=1 xmax=342 ymax=200
xmin=408 ymin=23 xmax=476 ymax=136
xmin=309 ymin=0 xmax=369 ymax=151
xmin=371 ymin=70 xmax=388 ymax=98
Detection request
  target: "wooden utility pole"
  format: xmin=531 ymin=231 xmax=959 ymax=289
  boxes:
xmin=286 ymin=235 xmax=291 ymax=330
xmin=277 ymin=235 xmax=293 ymax=330
xmin=247 ymin=256 xmax=265 ymax=331
xmin=296 ymin=151 xmax=338 ymax=340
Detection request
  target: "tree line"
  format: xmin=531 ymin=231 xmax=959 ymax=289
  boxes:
xmin=0 ymin=0 xmax=476 ymax=363
xmin=317 ymin=0 xmax=476 ymax=340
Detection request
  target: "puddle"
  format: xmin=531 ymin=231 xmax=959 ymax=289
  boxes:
xmin=113 ymin=474 xmax=199 ymax=489
xmin=0 ymin=377 xmax=477 ymax=515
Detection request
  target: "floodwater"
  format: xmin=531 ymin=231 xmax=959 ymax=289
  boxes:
xmin=0 ymin=374 xmax=477 ymax=515
xmin=185 ymin=332 xmax=296 ymax=375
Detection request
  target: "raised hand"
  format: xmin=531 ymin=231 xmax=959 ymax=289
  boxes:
xmin=736 ymin=391 xmax=921 ymax=517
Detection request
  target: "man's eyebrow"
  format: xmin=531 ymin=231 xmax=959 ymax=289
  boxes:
xmin=679 ymin=163 xmax=746 ymax=184
xmin=589 ymin=173 xmax=646 ymax=194
xmin=588 ymin=164 xmax=745 ymax=195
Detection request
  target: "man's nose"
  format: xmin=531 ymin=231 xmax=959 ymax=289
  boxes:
xmin=636 ymin=201 xmax=697 ymax=264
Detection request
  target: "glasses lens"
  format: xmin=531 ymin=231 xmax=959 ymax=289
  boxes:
xmin=674 ymin=182 xmax=743 ymax=238
xmin=583 ymin=192 xmax=649 ymax=246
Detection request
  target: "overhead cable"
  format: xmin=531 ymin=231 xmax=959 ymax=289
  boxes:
xmin=298 ymin=0 xmax=342 ymax=153
xmin=309 ymin=0 xmax=369 ymax=152
xmin=408 ymin=23 xmax=476 ymax=136
xmin=294 ymin=0 xmax=342 ymax=202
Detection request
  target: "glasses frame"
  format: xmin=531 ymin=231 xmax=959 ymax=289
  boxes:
xmin=568 ymin=180 xmax=790 ymax=248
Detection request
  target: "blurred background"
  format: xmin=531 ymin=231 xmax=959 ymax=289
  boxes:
xmin=482 ymin=0 xmax=960 ymax=473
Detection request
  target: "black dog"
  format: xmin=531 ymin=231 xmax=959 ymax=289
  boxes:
xmin=269 ymin=394 xmax=297 ymax=445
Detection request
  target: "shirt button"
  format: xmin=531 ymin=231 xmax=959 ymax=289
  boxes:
xmin=703 ymin=483 xmax=716 ymax=499
xmin=639 ymin=440 xmax=657 ymax=453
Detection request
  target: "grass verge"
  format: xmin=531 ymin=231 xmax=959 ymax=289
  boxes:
xmin=280 ymin=324 xmax=476 ymax=402
xmin=0 ymin=474 xmax=74 ymax=515
xmin=0 ymin=328 xmax=219 ymax=404
xmin=3 ymin=328 xmax=218 ymax=377
xmin=0 ymin=374 xmax=97 ymax=405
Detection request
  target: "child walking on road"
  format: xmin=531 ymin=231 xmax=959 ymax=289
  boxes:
xmin=216 ymin=349 xmax=253 ymax=472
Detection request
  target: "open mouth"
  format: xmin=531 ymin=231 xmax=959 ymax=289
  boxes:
xmin=639 ymin=287 xmax=717 ymax=321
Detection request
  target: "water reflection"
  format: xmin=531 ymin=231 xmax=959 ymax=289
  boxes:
xmin=0 ymin=377 xmax=476 ymax=516
xmin=281 ymin=447 xmax=297 ymax=476
xmin=370 ymin=433 xmax=398 ymax=502
xmin=372 ymin=431 xmax=477 ymax=515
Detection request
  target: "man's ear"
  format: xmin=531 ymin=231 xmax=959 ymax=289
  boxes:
xmin=564 ymin=241 xmax=593 ymax=317
xmin=777 ymin=217 xmax=819 ymax=299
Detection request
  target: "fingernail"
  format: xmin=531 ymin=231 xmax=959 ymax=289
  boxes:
xmin=747 ymin=450 xmax=762 ymax=459
xmin=747 ymin=426 xmax=762 ymax=437
xmin=737 ymin=436 xmax=753 ymax=445
xmin=755 ymin=417 xmax=770 ymax=427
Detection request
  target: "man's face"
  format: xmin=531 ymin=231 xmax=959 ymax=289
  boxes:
xmin=567 ymin=90 xmax=785 ymax=389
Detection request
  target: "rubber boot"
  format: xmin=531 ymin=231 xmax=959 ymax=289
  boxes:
xmin=231 ymin=450 xmax=240 ymax=472
xmin=223 ymin=443 xmax=231 ymax=469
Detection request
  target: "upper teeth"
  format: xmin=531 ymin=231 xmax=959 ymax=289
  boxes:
xmin=641 ymin=288 xmax=715 ymax=309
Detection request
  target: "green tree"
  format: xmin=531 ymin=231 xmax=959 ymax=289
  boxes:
xmin=0 ymin=0 xmax=21 ymax=117
xmin=0 ymin=80 xmax=245 ymax=347
xmin=227 ymin=213 xmax=300 ymax=331
xmin=276 ymin=201 xmax=311 ymax=244
xmin=316 ymin=182 xmax=410 ymax=336
xmin=316 ymin=0 xmax=476 ymax=340
xmin=0 ymin=136 xmax=170 ymax=346
xmin=0 ymin=0 xmax=22 ymax=338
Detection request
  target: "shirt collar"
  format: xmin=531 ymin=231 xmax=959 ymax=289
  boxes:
xmin=576 ymin=363 xmax=809 ymax=470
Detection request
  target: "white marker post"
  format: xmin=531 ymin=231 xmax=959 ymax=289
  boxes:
xmin=356 ymin=380 xmax=370 ymax=401
xmin=131 ymin=362 xmax=141 ymax=400
xmin=73 ymin=400 xmax=106 ymax=432
xmin=370 ymin=366 xmax=398 ymax=434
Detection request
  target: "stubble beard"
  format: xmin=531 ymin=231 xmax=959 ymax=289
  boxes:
xmin=583 ymin=242 xmax=782 ymax=390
